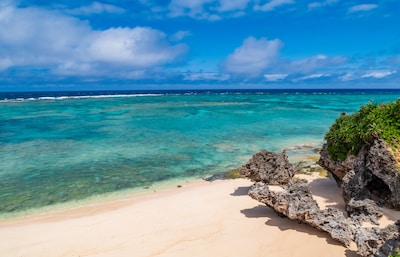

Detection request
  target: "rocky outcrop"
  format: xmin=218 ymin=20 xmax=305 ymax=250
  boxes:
xmin=346 ymin=198 xmax=383 ymax=226
xmin=239 ymin=150 xmax=295 ymax=185
xmin=318 ymin=139 xmax=400 ymax=209
xmin=242 ymin=149 xmax=400 ymax=257
xmin=355 ymin=222 xmax=400 ymax=257
xmin=318 ymin=143 xmax=361 ymax=181
xmin=249 ymin=180 xmax=354 ymax=246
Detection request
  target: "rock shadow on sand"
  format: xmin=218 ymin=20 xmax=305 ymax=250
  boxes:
xmin=307 ymin=177 xmax=346 ymax=211
xmin=240 ymin=204 xmax=359 ymax=257
xmin=231 ymin=186 xmax=251 ymax=196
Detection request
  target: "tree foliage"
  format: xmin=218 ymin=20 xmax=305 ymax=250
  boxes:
xmin=389 ymin=248 xmax=400 ymax=257
xmin=325 ymin=99 xmax=400 ymax=161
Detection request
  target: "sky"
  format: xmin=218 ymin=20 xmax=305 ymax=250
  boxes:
xmin=0 ymin=0 xmax=399 ymax=91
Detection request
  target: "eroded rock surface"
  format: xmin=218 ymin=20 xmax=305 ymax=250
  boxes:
xmin=355 ymin=222 xmax=400 ymax=257
xmin=239 ymin=150 xmax=295 ymax=185
xmin=248 ymin=180 xmax=354 ymax=246
xmin=346 ymin=198 xmax=383 ymax=226
xmin=242 ymin=149 xmax=400 ymax=257
xmin=319 ymin=139 xmax=400 ymax=209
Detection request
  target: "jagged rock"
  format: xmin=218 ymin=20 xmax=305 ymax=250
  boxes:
xmin=239 ymin=150 xmax=295 ymax=185
xmin=355 ymin=221 xmax=400 ymax=257
xmin=319 ymin=139 xmax=400 ymax=209
xmin=243 ymin=149 xmax=400 ymax=256
xmin=318 ymin=143 xmax=362 ymax=181
xmin=347 ymin=198 xmax=383 ymax=226
xmin=248 ymin=180 xmax=354 ymax=246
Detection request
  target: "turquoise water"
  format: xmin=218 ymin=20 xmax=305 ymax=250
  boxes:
xmin=1 ymin=90 xmax=400 ymax=214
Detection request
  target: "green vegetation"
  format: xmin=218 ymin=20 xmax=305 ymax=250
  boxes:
xmin=225 ymin=169 xmax=242 ymax=179
xmin=389 ymin=248 xmax=400 ymax=257
xmin=325 ymin=99 xmax=400 ymax=161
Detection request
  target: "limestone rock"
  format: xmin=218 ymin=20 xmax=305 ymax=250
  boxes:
xmin=239 ymin=150 xmax=295 ymax=185
xmin=319 ymin=139 xmax=400 ymax=209
xmin=347 ymin=198 xmax=383 ymax=226
xmin=318 ymin=143 xmax=362 ymax=181
xmin=355 ymin=222 xmax=400 ymax=257
xmin=248 ymin=180 xmax=354 ymax=246
xmin=243 ymin=149 xmax=400 ymax=256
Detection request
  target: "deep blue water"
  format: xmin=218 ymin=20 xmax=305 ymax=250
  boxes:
xmin=1 ymin=89 xmax=400 ymax=215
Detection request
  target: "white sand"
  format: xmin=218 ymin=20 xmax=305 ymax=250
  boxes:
xmin=0 ymin=176 xmax=384 ymax=257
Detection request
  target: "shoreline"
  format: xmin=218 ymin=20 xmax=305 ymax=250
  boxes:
xmin=2 ymin=149 xmax=399 ymax=256
xmin=1 ymin=173 xmax=400 ymax=256
xmin=0 ymin=146 xmax=321 ymax=221
xmin=0 ymin=174 xmax=364 ymax=257
xmin=0 ymin=175 xmax=203 ymax=222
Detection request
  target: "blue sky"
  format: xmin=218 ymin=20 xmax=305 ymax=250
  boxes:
xmin=0 ymin=0 xmax=399 ymax=90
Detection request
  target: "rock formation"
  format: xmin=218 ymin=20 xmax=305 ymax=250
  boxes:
xmin=241 ymin=149 xmax=400 ymax=257
xmin=346 ymin=198 xmax=383 ymax=226
xmin=355 ymin=222 xmax=400 ymax=257
xmin=248 ymin=180 xmax=354 ymax=246
xmin=239 ymin=150 xmax=295 ymax=184
xmin=318 ymin=139 xmax=400 ymax=209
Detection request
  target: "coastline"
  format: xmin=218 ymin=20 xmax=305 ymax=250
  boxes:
xmin=0 ymin=147 xmax=320 ymax=221
xmin=0 ymin=175 xmax=363 ymax=257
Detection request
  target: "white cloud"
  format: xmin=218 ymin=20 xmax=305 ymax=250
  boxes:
xmin=222 ymin=37 xmax=283 ymax=76
xmin=339 ymin=72 xmax=355 ymax=81
xmin=264 ymin=73 xmax=288 ymax=81
xmin=254 ymin=0 xmax=294 ymax=12
xmin=68 ymin=2 xmax=125 ymax=15
xmin=288 ymin=54 xmax=347 ymax=73
xmin=361 ymin=70 xmax=396 ymax=79
xmin=308 ymin=0 xmax=338 ymax=10
xmin=348 ymin=4 xmax=378 ymax=13
xmin=168 ymin=0 xmax=215 ymax=18
xmin=0 ymin=3 xmax=187 ymax=77
xmin=167 ymin=0 xmax=286 ymax=19
xmin=170 ymin=30 xmax=192 ymax=41
xmin=295 ymin=73 xmax=329 ymax=81
xmin=340 ymin=70 xmax=397 ymax=81
xmin=217 ymin=0 xmax=251 ymax=12
xmin=87 ymin=27 xmax=186 ymax=67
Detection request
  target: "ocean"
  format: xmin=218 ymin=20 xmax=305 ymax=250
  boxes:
xmin=1 ymin=89 xmax=400 ymax=216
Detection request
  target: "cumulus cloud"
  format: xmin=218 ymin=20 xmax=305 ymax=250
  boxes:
xmin=348 ymin=4 xmax=378 ymax=13
xmin=222 ymin=37 xmax=283 ymax=76
xmin=0 ymin=3 xmax=187 ymax=77
xmin=254 ymin=0 xmax=294 ymax=12
xmin=87 ymin=27 xmax=186 ymax=67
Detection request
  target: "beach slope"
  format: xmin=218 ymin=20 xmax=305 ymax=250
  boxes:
xmin=0 ymin=177 xmax=357 ymax=257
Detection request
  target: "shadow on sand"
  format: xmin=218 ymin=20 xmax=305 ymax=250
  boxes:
xmin=240 ymin=204 xmax=358 ymax=257
xmin=307 ymin=177 xmax=346 ymax=210
xmin=230 ymin=186 xmax=251 ymax=196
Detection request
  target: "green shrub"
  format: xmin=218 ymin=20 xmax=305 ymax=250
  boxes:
xmin=389 ymin=248 xmax=400 ymax=257
xmin=325 ymin=99 xmax=400 ymax=161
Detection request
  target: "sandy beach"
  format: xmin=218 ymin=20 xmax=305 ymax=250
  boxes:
xmin=2 ymin=175 xmax=397 ymax=257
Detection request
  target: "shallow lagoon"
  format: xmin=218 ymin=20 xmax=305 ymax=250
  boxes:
xmin=1 ymin=90 xmax=400 ymax=214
